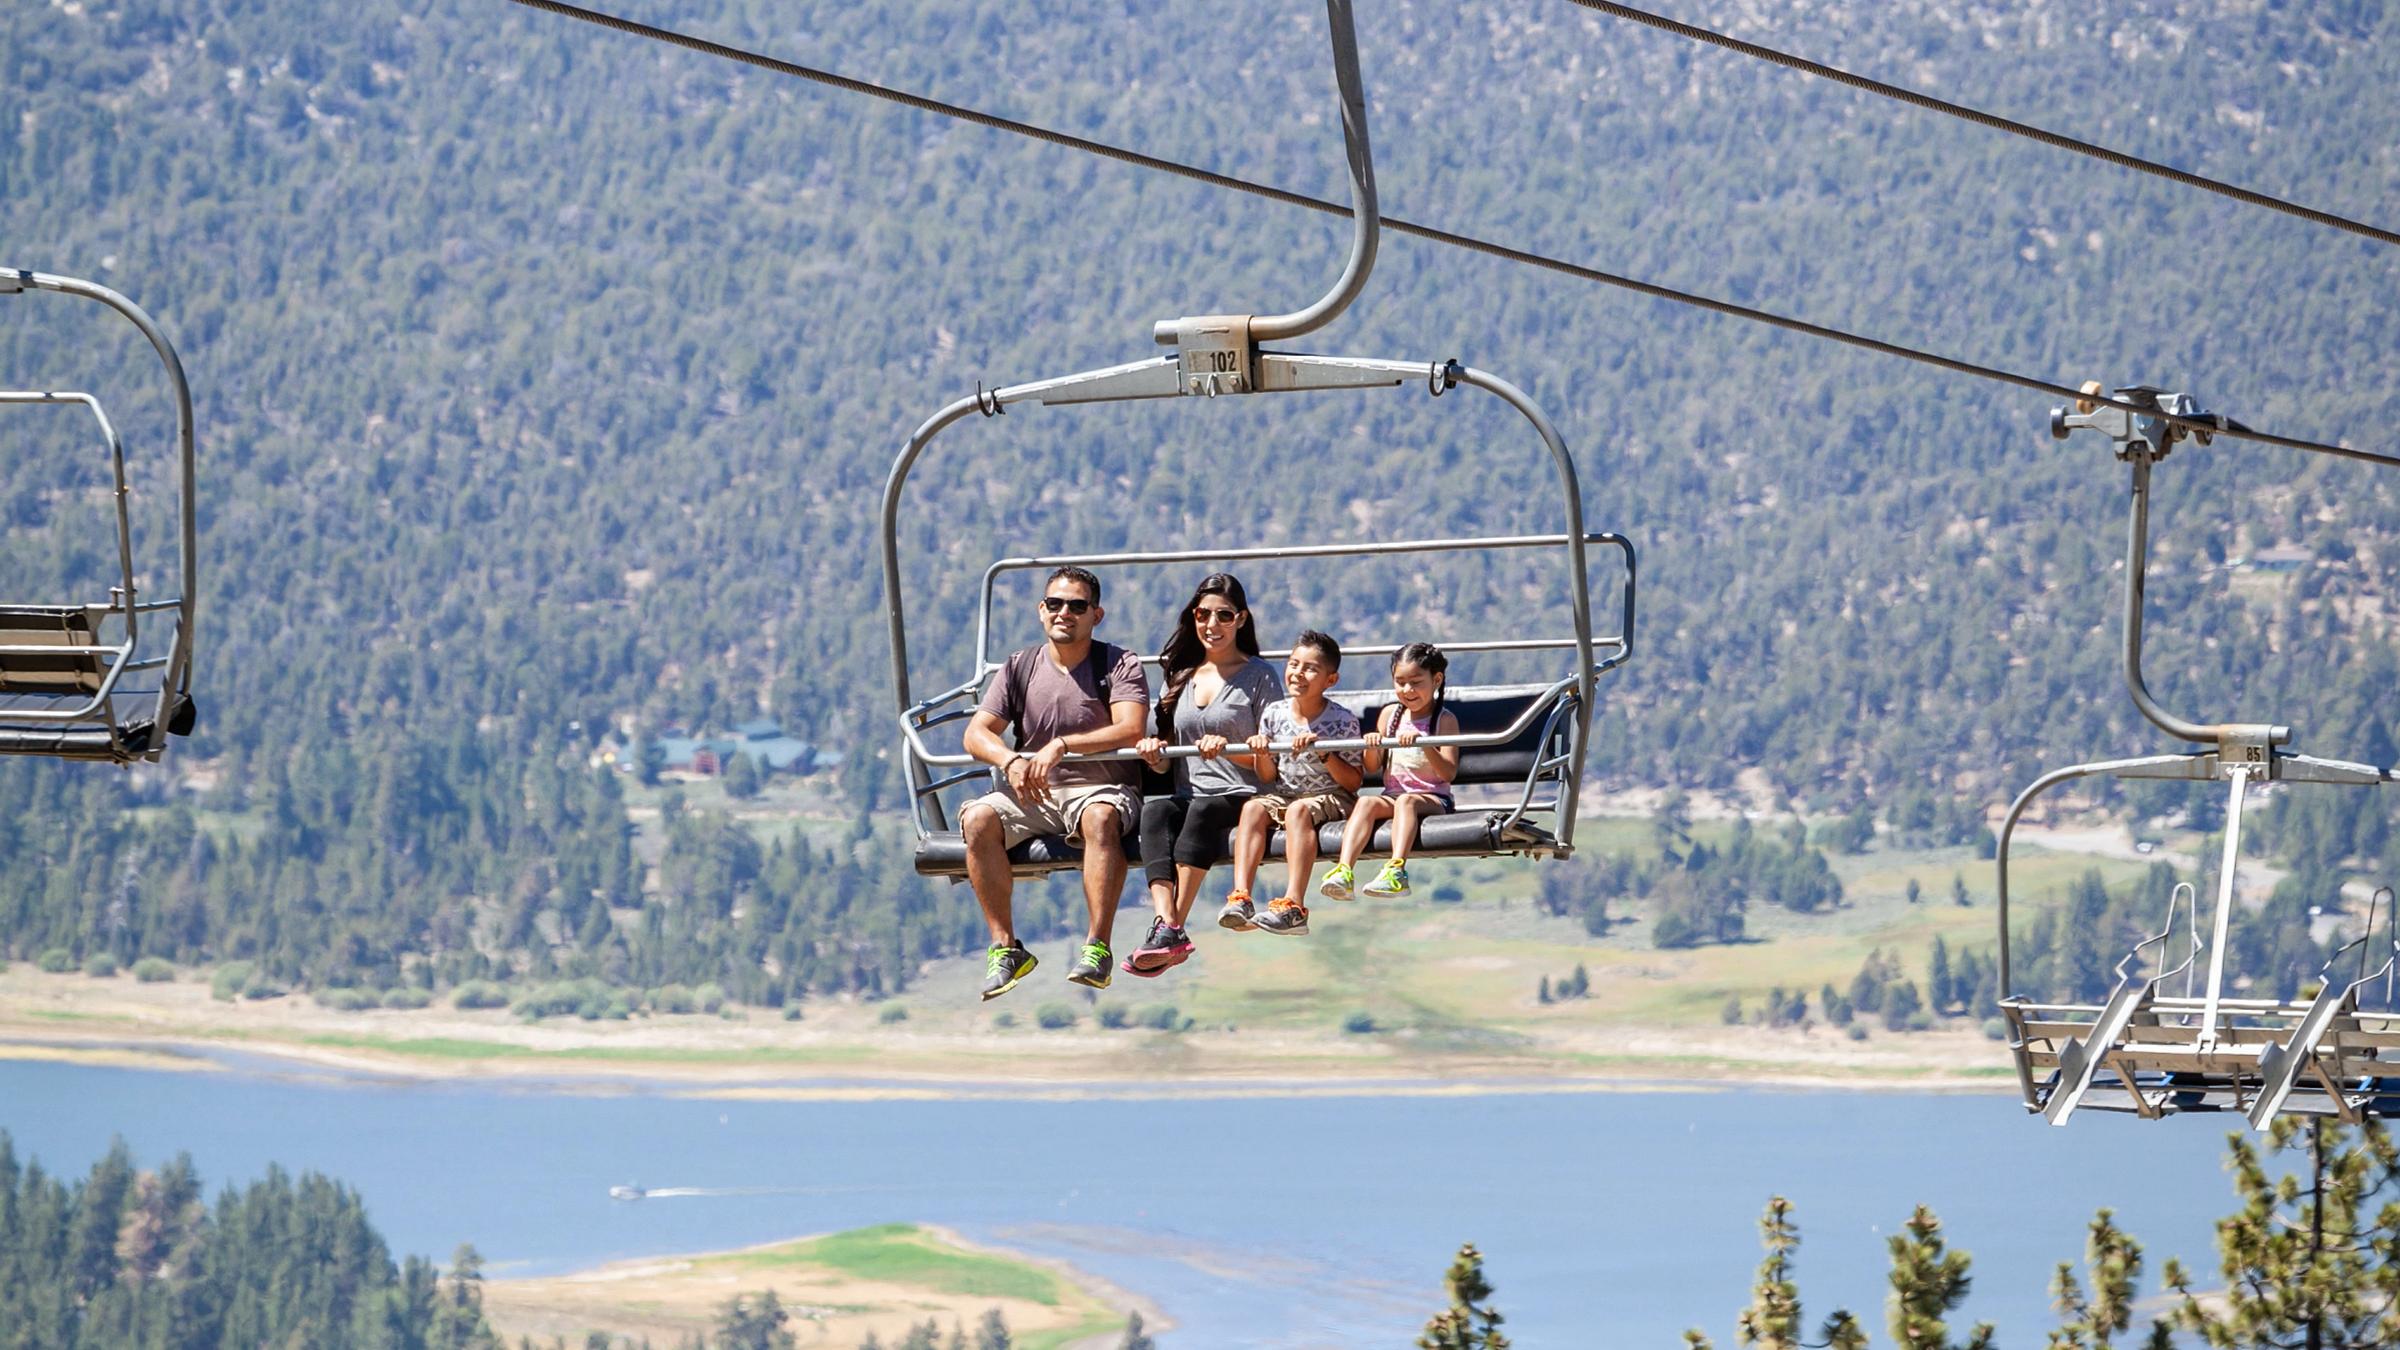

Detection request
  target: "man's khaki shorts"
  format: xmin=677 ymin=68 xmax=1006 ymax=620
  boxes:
xmin=1249 ymin=789 xmax=1356 ymax=827
xmin=967 ymin=781 xmax=1140 ymax=849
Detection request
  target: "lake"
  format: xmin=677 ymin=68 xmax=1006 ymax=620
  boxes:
xmin=0 ymin=1058 xmax=2249 ymax=1346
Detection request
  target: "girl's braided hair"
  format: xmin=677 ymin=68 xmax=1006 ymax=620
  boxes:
xmin=1389 ymin=641 xmax=1449 ymax=735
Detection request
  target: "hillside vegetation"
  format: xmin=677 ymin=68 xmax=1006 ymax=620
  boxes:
xmin=2 ymin=0 xmax=2395 ymax=1001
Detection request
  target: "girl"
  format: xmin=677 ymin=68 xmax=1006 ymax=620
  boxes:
xmin=1321 ymin=642 xmax=1456 ymax=900
xmin=1128 ymin=573 xmax=1281 ymax=973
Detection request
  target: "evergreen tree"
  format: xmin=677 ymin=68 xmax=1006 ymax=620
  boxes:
xmin=1117 ymin=1310 xmax=1156 ymax=1350
xmin=713 ymin=1291 xmax=796 ymax=1350
xmin=1684 ymin=1196 xmax=1863 ymax=1350
xmin=1419 ymin=1243 xmax=1509 ymax=1350
xmin=2165 ymin=1119 xmax=2400 ymax=1348
xmin=2046 ymin=1209 xmax=2163 ymax=1349
xmin=1885 ymin=1207 xmax=1994 ymax=1350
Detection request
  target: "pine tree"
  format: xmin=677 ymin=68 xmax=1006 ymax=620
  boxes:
xmin=2046 ymin=1209 xmax=2163 ymax=1349
xmin=1118 ymin=1310 xmax=1157 ymax=1350
xmin=1885 ymin=1207 xmax=1993 ymax=1350
xmin=1418 ymin=1243 xmax=1510 ymax=1350
xmin=2164 ymin=1118 xmax=2400 ymax=1348
xmin=1684 ymin=1197 xmax=1863 ymax=1350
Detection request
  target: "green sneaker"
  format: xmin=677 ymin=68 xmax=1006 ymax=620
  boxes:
xmin=1362 ymin=860 xmax=1411 ymax=898
xmin=1319 ymin=864 xmax=1356 ymax=901
xmin=1067 ymin=941 xmax=1113 ymax=989
xmin=981 ymin=942 xmax=1037 ymax=1001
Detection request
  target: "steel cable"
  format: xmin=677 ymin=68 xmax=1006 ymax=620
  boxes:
xmin=498 ymin=0 xmax=2400 ymax=470
xmin=1562 ymin=0 xmax=2400 ymax=252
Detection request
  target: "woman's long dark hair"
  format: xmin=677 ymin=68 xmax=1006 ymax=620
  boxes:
xmin=1390 ymin=641 xmax=1449 ymax=734
xmin=1154 ymin=572 xmax=1262 ymax=736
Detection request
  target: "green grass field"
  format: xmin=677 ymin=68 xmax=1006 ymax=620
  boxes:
xmin=741 ymin=1224 xmax=1065 ymax=1304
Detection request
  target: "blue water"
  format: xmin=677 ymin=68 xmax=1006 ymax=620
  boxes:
xmin=0 ymin=1060 xmax=2247 ymax=1346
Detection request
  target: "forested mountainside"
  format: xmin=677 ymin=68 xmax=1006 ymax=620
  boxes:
xmin=0 ymin=1133 xmax=499 ymax=1348
xmin=2 ymin=0 xmax=2396 ymax=996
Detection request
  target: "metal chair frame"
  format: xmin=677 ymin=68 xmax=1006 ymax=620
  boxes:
xmin=0 ymin=270 xmax=196 ymax=764
xmin=1997 ymin=386 xmax=2395 ymax=1126
xmin=876 ymin=1 xmax=1634 ymax=876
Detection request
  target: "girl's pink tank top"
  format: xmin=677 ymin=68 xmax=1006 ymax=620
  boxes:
xmin=1382 ymin=710 xmax=1455 ymax=800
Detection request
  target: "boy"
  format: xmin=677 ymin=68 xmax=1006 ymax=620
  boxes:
xmin=1219 ymin=631 xmax=1364 ymax=936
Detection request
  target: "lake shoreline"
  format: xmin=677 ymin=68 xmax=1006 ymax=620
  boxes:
xmin=478 ymin=1220 xmax=1167 ymax=1350
xmin=0 ymin=1020 xmax=2017 ymax=1100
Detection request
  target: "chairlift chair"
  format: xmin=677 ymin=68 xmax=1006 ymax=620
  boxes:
xmin=0 ymin=269 xmax=198 ymax=764
xmin=879 ymin=1 xmax=1636 ymax=881
xmin=1996 ymin=385 xmax=2397 ymax=1127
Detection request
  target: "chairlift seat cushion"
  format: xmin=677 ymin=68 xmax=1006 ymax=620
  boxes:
xmin=911 ymin=685 xmax=1576 ymax=878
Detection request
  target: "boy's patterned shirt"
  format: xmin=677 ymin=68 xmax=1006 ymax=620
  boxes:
xmin=1260 ymin=699 xmax=1364 ymax=796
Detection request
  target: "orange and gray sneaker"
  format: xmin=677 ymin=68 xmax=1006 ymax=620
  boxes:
xmin=1217 ymin=891 xmax=1257 ymax=931
xmin=1252 ymin=896 xmax=1310 ymax=936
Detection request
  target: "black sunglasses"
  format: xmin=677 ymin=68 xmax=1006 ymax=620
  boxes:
xmin=1194 ymin=606 xmax=1242 ymax=623
xmin=1041 ymin=596 xmax=1093 ymax=615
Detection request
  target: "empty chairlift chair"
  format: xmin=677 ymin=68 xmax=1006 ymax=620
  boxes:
xmin=1996 ymin=386 xmax=2396 ymax=1127
xmin=0 ymin=270 xmax=198 ymax=763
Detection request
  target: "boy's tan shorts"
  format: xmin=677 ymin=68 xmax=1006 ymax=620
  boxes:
xmin=1251 ymin=789 xmax=1355 ymax=826
xmin=967 ymin=782 xmax=1140 ymax=849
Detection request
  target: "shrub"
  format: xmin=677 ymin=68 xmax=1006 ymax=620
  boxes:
xmin=694 ymin=982 xmax=727 ymax=1014
xmin=1845 ymin=1023 xmax=1869 ymax=1042
xmin=992 ymin=1011 xmax=1017 ymax=1029
xmin=1097 ymin=1005 xmax=1130 ymax=1029
xmin=878 ymin=1004 xmax=910 ymax=1025
xmin=83 ymin=953 xmax=118 ymax=978
xmin=452 ymin=980 xmax=510 ymax=1010
xmin=36 ymin=948 xmax=74 ymax=974
xmin=131 ymin=958 xmax=175 ymax=984
xmin=1342 ymin=1011 xmax=1378 ymax=1035
xmin=1980 ymin=1017 xmax=2007 ymax=1041
xmin=513 ymin=978 xmax=625 ymax=1020
xmin=379 ymin=986 xmax=432 ymax=1010
xmin=1720 ymin=995 xmax=1744 ymax=1026
xmin=210 ymin=961 xmax=256 ymax=1001
xmin=1650 ymin=910 xmax=1699 ymax=950
xmin=1431 ymin=883 xmax=1465 ymax=903
xmin=1134 ymin=1004 xmax=1184 ymax=1032
xmin=782 ymin=1006 xmax=805 ymax=1022
xmin=1034 ymin=1002 xmax=1078 ymax=1030
xmin=242 ymin=978 xmax=286 ymax=1001
xmin=649 ymin=984 xmax=697 ymax=1014
xmin=315 ymin=987 xmax=379 ymax=1012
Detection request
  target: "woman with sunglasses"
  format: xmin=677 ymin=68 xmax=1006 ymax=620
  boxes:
xmin=1127 ymin=573 xmax=1282 ymax=975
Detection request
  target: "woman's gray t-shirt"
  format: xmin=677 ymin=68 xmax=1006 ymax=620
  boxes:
xmin=1171 ymin=657 xmax=1282 ymax=797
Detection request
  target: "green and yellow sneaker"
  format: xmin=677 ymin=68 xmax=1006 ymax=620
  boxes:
xmin=981 ymin=942 xmax=1037 ymax=1001
xmin=1318 ymin=864 xmax=1357 ymax=901
xmin=1067 ymin=941 xmax=1113 ymax=990
xmin=1362 ymin=860 xmax=1411 ymax=898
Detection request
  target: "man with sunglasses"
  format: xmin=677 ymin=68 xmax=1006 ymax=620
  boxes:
xmin=959 ymin=566 xmax=1150 ymax=999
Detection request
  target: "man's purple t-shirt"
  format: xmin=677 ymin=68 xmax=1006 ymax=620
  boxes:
xmin=980 ymin=641 xmax=1151 ymax=789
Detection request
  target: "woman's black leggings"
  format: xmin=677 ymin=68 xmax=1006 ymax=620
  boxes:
xmin=1139 ymin=793 xmax=1250 ymax=887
